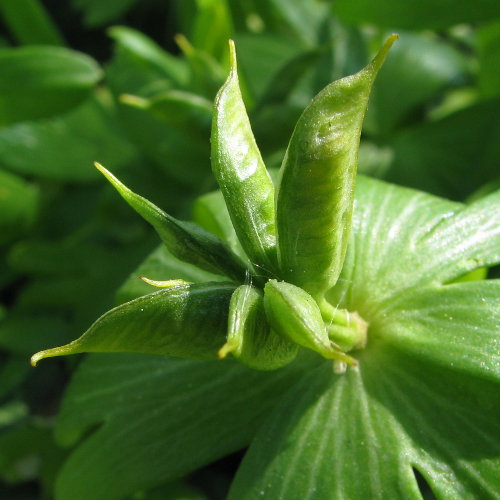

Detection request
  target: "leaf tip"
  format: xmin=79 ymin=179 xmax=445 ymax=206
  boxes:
xmin=218 ymin=341 xmax=236 ymax=359
xmin=228 ymin=39 xmax=237 ymax=74
xmin=371 ymin=33 xmax=399 ymax=72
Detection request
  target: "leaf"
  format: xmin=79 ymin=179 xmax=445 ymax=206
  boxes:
xmin=477 ymin=21 xmax=500 ymax=99
xmin=0 ymin=169 xmax=39 ymax=245
xmin=31 ymin=282 xmax=236 ymax=365
xmin=334 ymin=0 xmax=500 ymax=29
xmin=229 ymin=348 xmax=500 ymax=499
xmin=95 ymin=163 xmax=252 ymax=283
xmin=267 ymin=0 xmax=329 ymax=44
xmin=276 ymin=35 xmax=397 ymax=300
xmin=0 ymin=46 xmax=101 ymax=124
xmin=212 ymin=41 xmax=278 ymax=276
xmin=219 ymin=285 xmax=298 ymax=370
xmin=53 ymin=353 xmax=312 ymax=500
xmin=382 ymin=280 xmax=500 ymax=382
xmin=72 ymin=0 xmax=140 ymax=27
xmin=0 ymin=93 xmax=138 ymax=182
xmin=328 ymin=177 xmax=499 ymax=316
xmin=122 ymin=89 xmax=212 ymax=138
xmin=107 ymin=26 xmax=187 ymax=87
xmin=192 ymin=190 xmax=246 ymax=261
xmin=387 ymin=99 xmax=500 ymax=200
xmin=0 ymin=0 xmax=65 ymax=45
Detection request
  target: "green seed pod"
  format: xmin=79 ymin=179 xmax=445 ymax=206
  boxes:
xmin=95 ymin=162 xmax=251 ymax=284
xmin=263 ymin=280 xmax=356 ymax=365
xmin=31 ymin=282 xmax=236 ymax=366
xmin=219 ymin=284 xmax=298 ymax=370
xmin=212 ymin=40 xmax=277 ymax=277
xmin=276 ymin=35 xmax=398 ymax=301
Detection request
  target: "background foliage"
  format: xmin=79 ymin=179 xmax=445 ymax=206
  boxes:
xmin=0 ymin=1 xmax=499 ymax=499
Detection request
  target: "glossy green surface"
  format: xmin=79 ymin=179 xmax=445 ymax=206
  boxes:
xmin=276 ymin=35 xmax=397 ymax=300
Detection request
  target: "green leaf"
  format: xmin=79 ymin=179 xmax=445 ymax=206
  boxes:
xmin=212 ymin=41 xmax=278 ymax=276
xmin=108 ymin=26 xmax=187 ymax=87
xmin=53 ymin=353 xmax=312 ymax=500
xmin=267 ymin=0 xmax=329 ymax=44
xmin=188 ymin=0 xmax=233 ymax=59
xmin=276 ymin=35 xmax=397 ymax=300
xmin=192 ymin=190 xmax=246 ymax=261
xmin=31 ymin=282 xmax=236 ymax=365
xmin=72 ymin=0 xmax=140 ymax=27
xmin=0 ymin=0 xmax=65 ymax=46
xmin=0 ymin=93 xmax=137 ymax=182
xmin=387 ymin=100 xmax=500 ymax=200
xmin=229 ymin=349 xmax=500 ymax=499
xmin=382 ymin=280 xmax=500 ymax=382
xmin=219 ymin=285 xmax=298 ymax=370
xmin=122 ymin=89 xmax=212 ymax=138
xmin=328 ymin=177 xmax=499 ymax=315
xmin=95 ymin=163 xmax=252 ymax=282
xmin=477 ymin=21 xmax=500 ymax=99
xmin=334 ymin=0 xmax=500 ymax=29
xmin=0 ymin=46 xmax=101 ymax=124
xmin=0 ymin=169 xmax=38 ymax=245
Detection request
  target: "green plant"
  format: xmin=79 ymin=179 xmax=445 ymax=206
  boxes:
xmin=30 ymin=33 xmax=500 ymax=500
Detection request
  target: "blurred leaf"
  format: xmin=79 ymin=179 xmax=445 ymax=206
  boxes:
xmin=122 ymin=89 xmax=212 ymax=138
xmin=0 ymin=422 xmax=66 ymax=494
xmin=189 ymin=0 xmax=234 ymax=59
xmin=387 ymin=99 xmax=500 ymax=199
xmin=267 ymin=0 xmax=328 ymax=44
xmin=0 ymin=312 xmax=69 ymax=355
xmin=53 ymin=353 xmax=312 ymax=500
xmin=364 ymin=32 xmax=469 ymax=137
xmin=477 ymin=21 xmax=500 ymax=99
xmin=0 ymin=357 xmax=30 ymax=400
xmin=108 ymin=26 xmax=188 ymax=87
xmin=0 ymin=46 xmax=101 ymax=124
xmin=0 ymin=169 xmax=39 ymax=245
xmin=106 ymin=38 xmax=213 ymax=190
xmin=0 ymin=93 xmax=138 ymax=182
xmin=334 ymin=0 xmax=500 ymax=29
xmin=232 ymin=33 xmax=305 ymax=102
xmin=0 ymin=0 xmax=65 ymax=45
xmin=254 ymin=47 xmax=321 ymax=111
xmin=72 ymin=0 xmax=141 ymax=27
xmin=175 ymin=34 xmax=225 ymax=99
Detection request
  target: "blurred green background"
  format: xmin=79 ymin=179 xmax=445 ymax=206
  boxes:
xmin=0 ymin=1 xmax=499 ymax=499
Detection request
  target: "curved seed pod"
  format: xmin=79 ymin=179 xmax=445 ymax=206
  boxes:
xmin=263 ymin=280 xmax=356 ymax=366
xmin=218 ymin=285 xmax=298 ymax=370
xmin=211 ymin=40 xmax=277 ymax=277
xmin=95 ymin=163 xmax=251 ymax=284
xmin=276 ymin=35 xmax=398 ymax=300
xmin=31 ymin=282 xmax=236 ymax=365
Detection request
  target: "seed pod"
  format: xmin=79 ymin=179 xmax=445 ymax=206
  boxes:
xmin=219 ymin=285 xmax=298 ymax=370
xmin=263 ymin=280 xmax=356 ymax=365
xmin=212 ymin=40 xmax=277 ymax=277
xmin=95 ymin=162 xmax=251 ymax=284
xmin=276 ymin=35 xmax=398 ymax=301
xmin=31 ymin=282 xmax=236 ymax=365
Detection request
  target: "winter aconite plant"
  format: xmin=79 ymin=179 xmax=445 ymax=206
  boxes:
xmin=32 ymin=36 xmax=500 ymax=499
